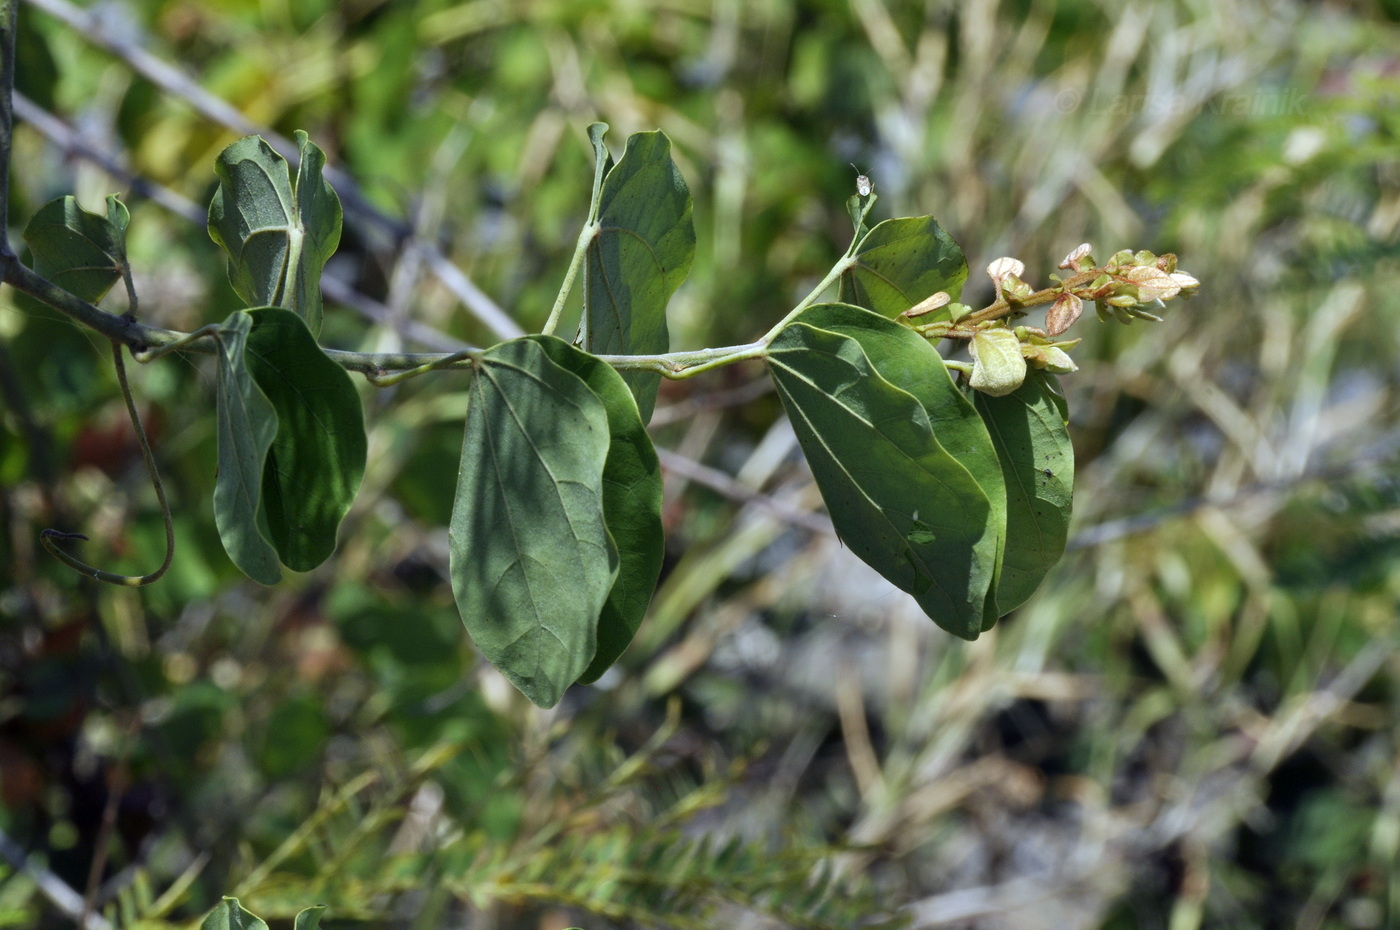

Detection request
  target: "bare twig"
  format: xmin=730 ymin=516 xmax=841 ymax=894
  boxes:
xmin=1067 ymin=425 xmax=1400 ymax=550
xmin=656 ymin=447 xmax=834 ymax=537
xmin=0 ymin=828 xmax=115 ymax=930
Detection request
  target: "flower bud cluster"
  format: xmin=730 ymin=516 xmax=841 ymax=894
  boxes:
xmin=898 ymin=242 xmax=1199 ymax=397
xmin=1059 ymin=245 xmax=1200 ymax=326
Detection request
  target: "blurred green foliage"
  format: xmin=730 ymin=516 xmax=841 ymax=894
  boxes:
xmin=4 ymin=0 xmax=1400 ymax=927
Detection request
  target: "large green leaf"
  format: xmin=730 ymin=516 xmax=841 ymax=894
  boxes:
xmin=838 ymin=216 xmax=968 ymax=320
xmin=208 ymin=131 xmax=342 ymax=337
xmin=582 ymin=129 xmax=695 ymax=423
xmin=792 ymin=303 xmax=1008 ymax=622
xmin=974 ymin=370 xmax=1073 ymax=615
xmin=532 ymin=337 xmax=665 ymax=684
xmin=767 ymin=308 xmax=996 ymax=638
xmin=22 ymin=194 xmax=129 ymax=303
xmin=212 ymin=310 xmax=282 ymax=586
xmin=244 ymin=308 xmax=366 ymax=572
xmin=450 ymin=336 xmax=619 ymax=707
xmin=201 ymin=897 xmax=269 ymax=930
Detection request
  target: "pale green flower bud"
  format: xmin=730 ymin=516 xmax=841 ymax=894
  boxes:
xmin=1059 ymin=242 xmax=1093 ymax=271
xmin=904 ymin=290 xmax=951 ymax=319
xmin=969 ymin=328 xmax=1027 ymax=396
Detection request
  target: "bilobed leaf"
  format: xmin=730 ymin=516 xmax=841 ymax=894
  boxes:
xmin=208 ymin=131 xmax=343 ymax=337
xmin=582 ymin=129 xmax=695 ymax=423
xmin=450 ymin=337 xmax=619 ymax=707
xmin=838 ymin=216 xmax=968 ymax=320
xmin=767 ymin=308 xmax=996 ymax=638
xmin=22 ymin=194 xmax=129 ymax=303
xmin=793 ymin=303 xmax=1008 ymax=621
xmin=244 ymin=308 xmax=366 ymax=572
xmin=532 ymin=337 xmax=664 ymax=684
xmin=586 ymin=121 xmax=616 ymax=192
xmin=212 ymin=310 xmax=282 ymax=586
xmin=200 ymin=897 xmax=269 ymax=930
xmin=974 ymin=370 xmax=1073 ymax=614
xmin=293 ymin=906 xmax=327 ymax=930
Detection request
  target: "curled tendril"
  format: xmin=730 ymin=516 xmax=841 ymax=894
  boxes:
xmin=40 ymin=341 xmax=174 ymax=586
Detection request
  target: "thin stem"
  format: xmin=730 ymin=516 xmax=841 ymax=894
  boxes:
xmin=4 ymin=260 xmax=158 ymax=345
xmin=756 ymin=253 xmax=859 ymax=345
xmin=40 ymin=342 xmax=175 ymax=586
xmin=542 ymin=219 xmax=596 ymax=337
xmin=543 ymin=127 xmax=612 ymax=337
xmin=957 ymin=268 xmax=1102 ymax=328
xmin=363 ymin=348 xmax=477 ymax=386
xmin=595 ymin=341 xmax=767 ymax=378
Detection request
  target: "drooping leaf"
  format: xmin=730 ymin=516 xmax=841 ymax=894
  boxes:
xmin=974 ymin=370 xmax=1073 ymax=614
xmin=450 ymin=337 xmax=619 ymax=707
xmin=838 ymin=216 xmax=968 ymax=320
xmin=792 ymin=303 xmax=1008 ymax=621
xmin=208 ymin=131 xmax=342 ymax=337
xmin=582 ymin=129 xmax=695 ymax=423
xmin=212 ymin=310 xmax=282 ymax=586
xmin=22 ymin=194 xmax=129 ymax=303
xmin=200 ymin=897 xmax=269 ymax=930
xmin=244 ymin=308 xmax=366 ymax=572
xmin=767 ymin=308 xmax=996 ymax=638
xmin=532 ymin=337 xmax=664 ymax=684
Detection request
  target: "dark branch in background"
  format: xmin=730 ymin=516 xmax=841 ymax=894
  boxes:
xmin=1065 ymin=425 xmax=1400 ymax=551
xmin=22 ymin=0 xmax=524 ymax=341
xmin=12 ymin=91 xmax=470 ymax=353
xmin=4 ymin=0 xmax=1373 ymax=566
xmin=0 ymin=829 xmax=114 ymax=930
xmin=655 ymin=448 xmax=835 ymax=537
xmin=0 ymin=0 xmax=17 ymax=259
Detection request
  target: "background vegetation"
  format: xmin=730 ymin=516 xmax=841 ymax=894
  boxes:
xmin=3 ymin=0 xmax=1400 ymax=927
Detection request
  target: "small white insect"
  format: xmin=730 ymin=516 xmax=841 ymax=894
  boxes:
xmin=851 ymin=164 xmax=873 ymax=197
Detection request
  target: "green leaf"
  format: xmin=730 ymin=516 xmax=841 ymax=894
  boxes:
xmin=212 ymin=311 xmax=282 ymax=586
xmin=531 ymin=337 xmax=665 ymax=684
xmin=974 ymin=370 xmax=1073 ymax=614
xmin=838 ymin=216 xmax=968 ymax=320
xmin=200 ymin=897 xmax=269 ymax=930
xmin=450 ymin=336 xmax=619 ymax=707
xmin=767 ymin=306 xmax=996 ymax=638
xmin=244 ymin=307 xmax=366 ymax=572
xmin=208 ymin=131 xmax=343 ymax=337
xmin=582 ymin=129 xmax=695 ymax=423
xmin=22 ymin=194 xmax=129 ymax=304
xmin=792 ymin=303 xmax=1008 ymax=622
xmin=293 ymin=905 xmax=327 ymax=930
